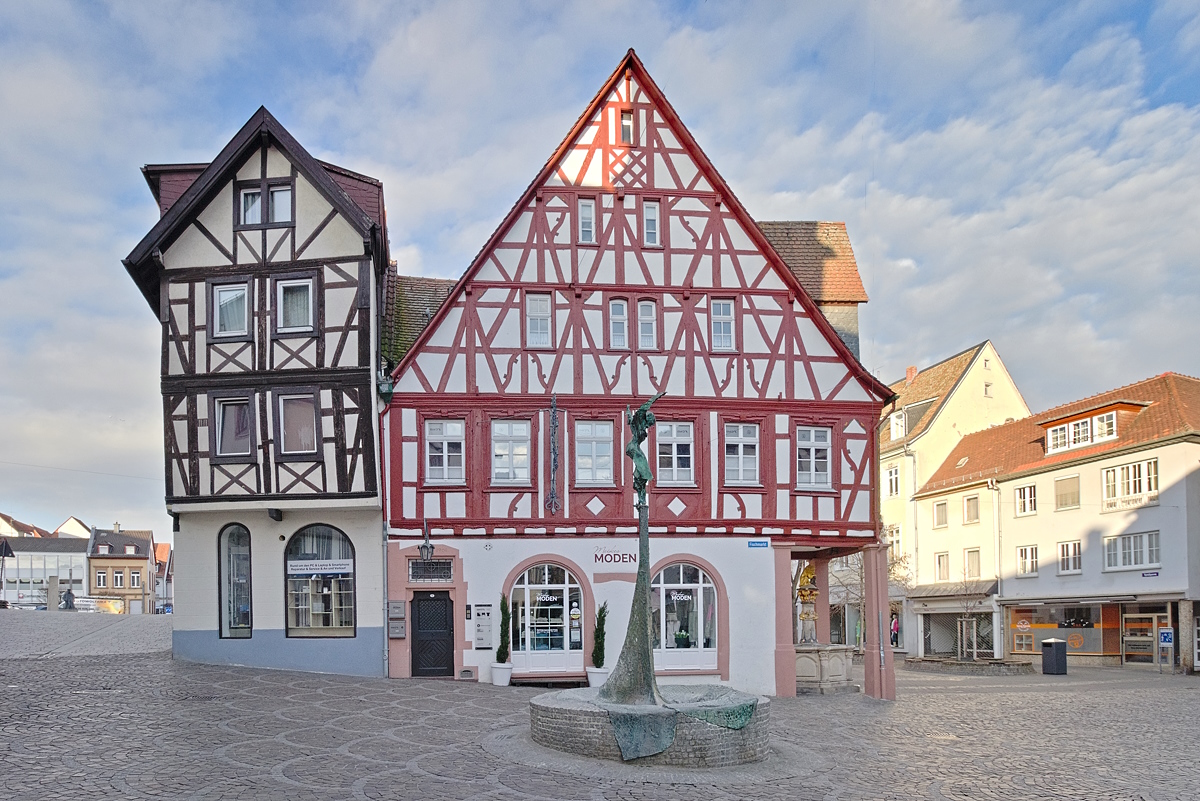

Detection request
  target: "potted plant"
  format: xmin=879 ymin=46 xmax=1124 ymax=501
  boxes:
xmin=674 ymin=629 xmax=691 ymax=649
xmin=491 ymin=593 xmax=513 ymax=686
xmin=586 ymin=602 xmax=610 ymax=687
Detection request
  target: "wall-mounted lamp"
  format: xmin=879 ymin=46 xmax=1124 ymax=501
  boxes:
xmin=268 ymin=508 xmax=283 ymax=522
xmin=418 ymin=518 xmax=434 ymax=562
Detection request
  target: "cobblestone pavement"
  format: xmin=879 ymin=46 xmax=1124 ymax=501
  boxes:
xmin=0 ymin=610 xmax=171 ymax=658
xmin=1 ymin=637 xmax=1198 ymax=799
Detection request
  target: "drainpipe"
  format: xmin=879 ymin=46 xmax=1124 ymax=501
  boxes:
xmin=989 ymin=477 xmax=1003 ymax=657
xmin=382 ymin=517 xmax=389 ymax=677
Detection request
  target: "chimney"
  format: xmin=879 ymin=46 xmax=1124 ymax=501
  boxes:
xmin=113 ymin=522 xmax=120 ymax=534
xmin=905 ymin=366 xmax=918 ymax=385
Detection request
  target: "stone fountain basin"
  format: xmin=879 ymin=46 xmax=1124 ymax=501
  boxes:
xmin=529 ymin=684 xmax=770 ymax=767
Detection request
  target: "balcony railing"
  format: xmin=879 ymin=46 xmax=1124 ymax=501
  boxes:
xmin=1101 ymin=491 xmax=1158 ymax=513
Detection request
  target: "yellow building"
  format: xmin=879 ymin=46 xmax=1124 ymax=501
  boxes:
xmin=87 ymin=524 xmax=157 ymax=614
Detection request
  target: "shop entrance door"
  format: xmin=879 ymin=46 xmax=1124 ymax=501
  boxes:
xmin=1122 ymin=613 xmax=1168 ymax=664
xmin=411 ymin=592 xmax=454 ymax=677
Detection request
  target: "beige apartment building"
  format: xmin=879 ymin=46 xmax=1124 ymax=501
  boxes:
xmin=87 ymin=525 xmax=157 ymax=614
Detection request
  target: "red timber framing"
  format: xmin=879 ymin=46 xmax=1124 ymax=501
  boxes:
xmin=385 ymin=51 xmax=893 ymax=553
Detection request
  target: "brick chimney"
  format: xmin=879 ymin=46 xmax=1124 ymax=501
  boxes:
xmin=905 ymin=366 xmax=918 ymax=385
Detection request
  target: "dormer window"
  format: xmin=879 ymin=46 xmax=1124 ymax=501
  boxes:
xmin=1071 ymin=419 xmax=1090 ymax=446
xmin=889 ymin=412 xmax=905 ymax=440
xmin=125 ymin=545 xmax=137 ymax=555
xmin=1046 ymin=410 xmax=1120 ymax=454
xmin=98 ymin=544 xmax=110 ymax=555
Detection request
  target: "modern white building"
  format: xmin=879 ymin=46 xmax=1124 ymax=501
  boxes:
xmin=921 ymin=373 xmax=1200 ymax=669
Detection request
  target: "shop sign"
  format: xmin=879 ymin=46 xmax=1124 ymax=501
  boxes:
xmin=670 ymin=591 xmax=693 ymax=602
xmin=286 ymin=559 xmax=353 ymax=575
xmin=536 ymin=593 xmax=561 ymax=603
xmin=594 ymin=548 xmax=636 ymax=564
xmin=1016 ymin=618 xmax=1031 ymax=632
xmin=1067 ymin=633 xmax=1085 ymax=649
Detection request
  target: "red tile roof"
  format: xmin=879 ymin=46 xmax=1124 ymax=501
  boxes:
xmin=757 ymin=221 xmax=868 ymax=304
xmin=384 ymin=274 xmax=458 ymax=363
xmin=879 ymin=342 xmax=988 ymax=451
xmin=919 ymin=373 xmax=1200 ymax=495
xmin=0 ymin=513 xmax=51 ymax=537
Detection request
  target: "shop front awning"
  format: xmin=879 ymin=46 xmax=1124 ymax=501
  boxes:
xmin=907 ymin=580 xmax=997 ymax=600
xmin=997 ymin=591 xmax=1184 ymax=606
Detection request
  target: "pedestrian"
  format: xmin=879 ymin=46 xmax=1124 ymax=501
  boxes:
xmin=890 ymin=613 xmax=899 ymax=647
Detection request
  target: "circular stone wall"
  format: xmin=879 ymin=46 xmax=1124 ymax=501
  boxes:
xmin=529 ymin=686 xmax=770 ymax=767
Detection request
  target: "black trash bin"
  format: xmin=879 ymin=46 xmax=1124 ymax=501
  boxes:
xmin=1041 ymin=638 xmax=1067 ymax=675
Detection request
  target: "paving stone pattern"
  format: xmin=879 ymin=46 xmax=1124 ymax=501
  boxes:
xmin=1 ymin=616 xmax=1198 ymax=799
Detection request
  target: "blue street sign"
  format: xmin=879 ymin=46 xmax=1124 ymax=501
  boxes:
xmin=1159 ymin=628 xmax=1174 ymax=645
xmin=747 ymin=540 xmax=769 ymax=548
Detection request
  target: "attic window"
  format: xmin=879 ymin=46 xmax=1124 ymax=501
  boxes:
xmin=237 ymin=178 xmax=294 ymax=229
xmin=889 ymin=412 xmax=905 ymax=440
xmin=125 ymin=545 xmax=137 ymax=555
xmin=620 ymin=111 xmax=633 ymax=144
xmin=98 ymin=544 xmax=111 ymax=555
xmin=955 ymin=457 xmax=969 ymax=469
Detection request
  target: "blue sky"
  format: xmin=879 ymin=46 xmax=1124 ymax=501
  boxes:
xmin=2 ymin=0 xmax=1199 ymax=537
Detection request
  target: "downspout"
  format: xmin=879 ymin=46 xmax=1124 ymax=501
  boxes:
xmin=990 ymin=477 xmax=1003 ymax=658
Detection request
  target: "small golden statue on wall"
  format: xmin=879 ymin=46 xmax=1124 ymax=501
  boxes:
xmin=796 ymin=562 xmax=819 ymax=644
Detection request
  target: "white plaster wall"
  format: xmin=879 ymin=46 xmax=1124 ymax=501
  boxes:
xmin=443 ymin=536 xmax=778 ymax=696
xmin=295 ymin=174 xmax=363 ymax=260
xmin=913 ymin=485 xmax=1000 ymax=586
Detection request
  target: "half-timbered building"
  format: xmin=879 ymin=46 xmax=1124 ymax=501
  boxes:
xmin=383 ymin=52 xmax=894 ymax=695
xmin=124 ymin=108 xmax=391 ymax=675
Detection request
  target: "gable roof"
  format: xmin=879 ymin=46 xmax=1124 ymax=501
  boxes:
xmin=388 ymin=50 xmax=892 ymax=403
xmin=757 ymin=221 xmax=868 ymax=304
xmin=879 ymin=342 xmax=988 ymax=451
xmin=88 ymin=527 xmax=155 ymax=558
xmin=123 ymin=106 xmax=386 ymax=313
xmin=0 ymin=512 xmax=51 ymax=538
xmin=918 ymin=372 xmax=1200 ymax=496
xmin=0 ymin=536 xmax=87 ymax=554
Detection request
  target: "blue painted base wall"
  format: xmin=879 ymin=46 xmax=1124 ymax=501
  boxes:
xmin=173 ymin=628 xmax=386 ymax=677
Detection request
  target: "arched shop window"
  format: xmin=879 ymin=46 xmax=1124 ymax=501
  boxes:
xmin=218 ymin=524 xmax=252 ymax=639
xmin=510 ymin=563 xmax=584 ymax=673
xmin=651 ymin=563 xmax=718 ymax=670
xmin=284 ymin=525 xmax=355 ymax=638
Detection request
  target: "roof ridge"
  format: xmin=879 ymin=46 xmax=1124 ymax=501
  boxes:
xmin=1032 ymin=373 xmax=1197 ymax=421
xmin=886 ymin=340 xmax=987 ymax=388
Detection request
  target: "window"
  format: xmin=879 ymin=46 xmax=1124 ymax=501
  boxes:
xmin=124 ymin=544 xmax=137 ymax=555
xmin=657 ymin=422 xmax=694 ymax=485
xmin=889 ymin=412 xmax=905 ymax=440
xmin=609 ymin=299 xmax=628 ymax=348
xmin=408 ymin=558 xmax=453 ymax=582
xmin=98 ymin=544 xmax=110 ymax=555
xmin=1047 ymin=411 xmax=1120 ymax=452
xmin=1013 ymin=633 xmax=1033 ymax=652
xmin=214 ymin=284 xmax=248 ymax=337
xmin=1071 ymin=418 xmax=1091 ymax=447
xmin=1058 ymin=541 xmax=1082 ymax=574
xmin=491 ymin=420 xmax=531 ymax=483
xmin=241 ymin=188 xmax=262 ymax=225
xmin=1048 ymin=425 xmax=1068 ymax=452
xmin=239 ymin=179 xmax=292 ymax=227
xmin=525 ymin=293 xmax=551 ymax=348
xmin=219 ymin=524 xmax=252 ymax=638
xmin=886 ymin=464 xmax=900 ymax=497
xmin=1015 ymin=484 xmax=1037 ymax=516
xmin=984 ymin=382 xmax=993 ymax=397
xmin=796 ymin=426 xmax=831 ymax=488
xmin=711 ymin=300 xmax=734 ymax=350
xmin=935 ymin=552 xmax=949 ymax=582
xmin=1102 ymin=458 xmax=1159 ymax=512
xmin=1094 ymin=412 xmax=1116 ymax=440
xmin=277 ymin=279 xmax=313 ymax=333
xmin=651 ymin=563 xmax=718 ymax=670
xmin=965 ymin=548 xmax=981 ymax=579
xmin=269 ymin=186 xmax=291 ymax=223
xmin=1104 ymin=531 xmax=1160 ymax=571
xmin=578 ymin=198 xmax=596 ymax=244
xmin=1017 ymin=545 xmax=1038 ymax=577
xmin=886 ymin=526 xmax=902 ymax=559
xmin=510 ymin=564 xmax=583 ymax=658
xmin=638 ymin=300 xmax=657 ymax=349
xmin=285 ymin=525 xmax=355 ymax=637
xmin=724 ymin=423 xmax=759 ymax=484
xmin=113 ymin=571 xmax=124 ymax=589
xmin=933 ymin=501 xmax=948 ymax=528
xmin=1054 ymin=475 xmax=1080 ymax=510
xmin=575 ymin=421 xmax=614 ymax=485
xmin=215 ymin=398 xmax=253 ymax=457
xmin=278 ymin=394 xmax=318 ymax=455
xmin=95 ymin=571 xmax=106 ymax=589
xmin=643 ymin=201 xmax=659 ymax=246
xmin=130 ymin=571 xmax=141 ymax=589
xmin=963 ymin=495 xmax=980 ymax=524
xmin=620 ymin=110 xmax=633 ymax=144
xmin=425 ymin=420 xmax=465 ymax=483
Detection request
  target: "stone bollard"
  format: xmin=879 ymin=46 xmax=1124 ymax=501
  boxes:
xmin=47 ymin=576 xmax=59 ymax=612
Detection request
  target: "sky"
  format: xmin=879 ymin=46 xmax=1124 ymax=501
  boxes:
xmin=1 ymin=0 xmax=1199 ymax=539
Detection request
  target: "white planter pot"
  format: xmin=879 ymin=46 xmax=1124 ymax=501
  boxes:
xmin=586 ymin=666 xmax=611 ymax=687
xmin=491 ymin=662 xmax=513 ymax=687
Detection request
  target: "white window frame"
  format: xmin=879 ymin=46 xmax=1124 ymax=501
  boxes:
xmin=1016 ymin=545 xmax=1038 ymax=577
xmin=1094 ymin=411 xmax=1117 ymax=441
xmin=276 ymin=278 xmax=313 ymax=333
xmin=886 ymin=464 xmax=900 ymax=497
xmin=609 ymin=299 xmax=628 ymax=349
xmin=124 ymin=544 xmax=136 ymax=555
xmin=710 ymin=299 xmax=735 ymax=351
xmin=1102 ymin=458 xmax=1159 ymax=513
xmin=935 ymin=552 xmax=950 ymax=582
xmin=963 ymin=494 xmax=980 ymax=524
xmin=214 ymin=398 xmax=253 ymax=457
xmin=643 ymin=200 xmax=660 ymax=247
xmin=578 ymin=198 xmax=596 ymax=244
xmin=268 ymin=185 xmax=292 ymax=224
xmin=965 ymin=548 xmax=981 ymax=580
xmin=1015 ymin=484 xmax=1037 ymax=516
xmin=1048 ymin=411 xmax=1120 ymax=453
xmin=656 ymin=422 xmax=694 ymax=486
xmin=491 ymin=420 xmax=531 ymax=485
xmin=1058 ymin=541 xmax=1082 ymax=575
xmin=1071 ymin=418 xmax=1091 ymax=447
xmin=1103 ymin=530 xmax=1161 ymax=571
xmin=889 ymin=412 xmax=905 ymax=440
xmin=620 ymin=110 xmax=633 ymax=144
xmin=933 ymin=501 xmax=948 ymax=528
xmin=1047 ymin=424 xmax=1069 ymax=453
xmin=424 ymin=420 xmax=465 ymax=484
xmin=1054 ymin=474 xmax=1080 ymax=511
xmin=113 ymin=571 xmax=124 ymax=589
xmin=724 ymin=423 xmax=759 ymax=486
xmin=213 ymin=284 xmax=249 ymax=337
xmin=130 ymin=571 xmax=141 ymax=589
xmin=241 ymin=187 xmax=262 ymax=225
xmin=796 ymin=426 xmax=831 ymax=489
xmin=575 ymin=420 xmax=614 ymax=486
xmin=278 ymin=394 xmax=318 ymax=455
xmin=525 ymin=293 xmax=552 ymax=348
xmin=95 ymin=571 xmax=106 ymax=589
xmin=638 ymin=300 xmax=657 ymax=350
xmin=98 ymin=544 xmax=110 ymax=555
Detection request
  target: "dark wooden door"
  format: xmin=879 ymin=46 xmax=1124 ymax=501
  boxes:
xmin=411 ymin=592 xmax=454 ymax=677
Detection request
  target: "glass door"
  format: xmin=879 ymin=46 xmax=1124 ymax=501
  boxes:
xmin=510 ymin=564 xmax=584 ymax=674
xmin=1122 ymin=614 xmax=1155 ymax=664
